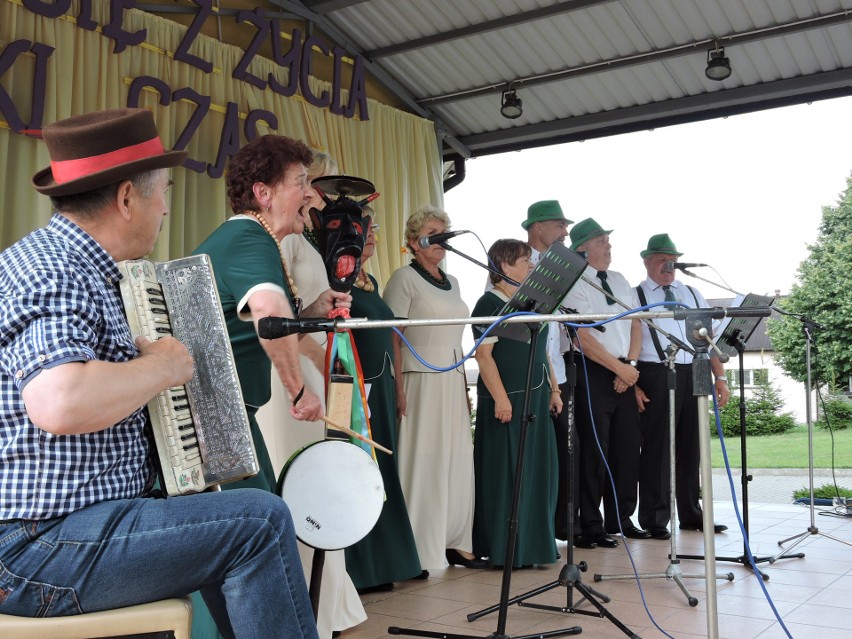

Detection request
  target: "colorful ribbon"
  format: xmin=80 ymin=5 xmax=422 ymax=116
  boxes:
xmin=325 ymin=307 xmax=376 ymax=462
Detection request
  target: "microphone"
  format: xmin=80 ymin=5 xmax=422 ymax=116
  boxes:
xmin=258 ymin=316 xmax=338 ymax=339
xmin=418 ymin=230 xmax=470 ymax=248
xmin=668 ymin=261 xmax=708 ymax=271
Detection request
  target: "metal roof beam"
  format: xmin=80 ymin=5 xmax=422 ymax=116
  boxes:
xmin=269 ymin=0 xmax=473 ymax=157
xmin=301 ymin=0 xmax=372 ymax=15
xmin=420 ymin=10 xmax=852 ymax=106
xmin=450 ymin=68 xmax=852 ymax=158
xmin=363 ymin=0 xmax=613 ymax=59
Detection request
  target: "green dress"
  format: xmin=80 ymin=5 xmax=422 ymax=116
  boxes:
xmin=188 ymin=217 xmax=295 ymax=638
xmin=344 ymin=275 xmax=422 ymax=588
xmin=470 ymin=291 xmax=558 ymax=567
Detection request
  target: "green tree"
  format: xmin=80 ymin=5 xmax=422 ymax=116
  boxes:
xmin=713 ymin=377 xmax=797 ymax=437
xmin=767 ymin=173 xmax=852 ymax=387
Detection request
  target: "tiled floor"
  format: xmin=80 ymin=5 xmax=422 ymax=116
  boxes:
xmin=344 ymin=501 xmax=852 ymax=639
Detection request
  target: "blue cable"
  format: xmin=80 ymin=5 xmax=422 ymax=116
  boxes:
xmin=573 ymin=309 xmax=676 ymax=639
xmin=712 ymin=392 xmax=795 ymax=638
xmin=390 ymin=310 xmax=542 ymax=372
xmin=393 ymin=301 xmax=796 ymax=637
xmin=569 ymin=301 xmax=795 ymax=638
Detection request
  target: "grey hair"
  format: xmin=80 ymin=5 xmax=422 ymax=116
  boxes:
xmin=50 ymin=168 xmax=166 ymax=218
xmin=404 ymin=205 xmax=451 ymax=247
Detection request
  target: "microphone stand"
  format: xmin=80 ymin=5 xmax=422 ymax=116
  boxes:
xmin=442 ymin=241 xmax=509 ymax=285
xmin=673 ymin=267 xmax=741 ymax=297
xmin=773 ymin=316 xmax=852 ymax=556
xmin=481 ymin=322 xmax=637 ymax=638
xmin=593 ymin=341 xmax=734 ymax=604
xmin=674 ymin=275 xmax=807 ymax=576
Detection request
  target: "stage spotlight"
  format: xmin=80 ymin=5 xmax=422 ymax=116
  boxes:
xmin=500 ymin=88 xmax=523 ymax=119
xmin=705 ymin=45 xmax=732 ymax=81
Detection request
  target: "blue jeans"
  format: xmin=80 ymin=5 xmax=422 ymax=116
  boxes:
xmin=0 ymin=488 xmax=318 ymax=639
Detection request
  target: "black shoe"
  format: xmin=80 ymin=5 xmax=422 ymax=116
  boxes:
xmin=647 ymin=527 xmax=672 ymax=539
xmin=617 ymin=525 xmax=652 ymax=540
xmin=679 ymin=522 xmax=728 ymax=533
xmin=356 ymin=582 xmax=394 ymax=594
xmin=445 ymin=549 xmax=488 ymax=569
xmin=413 ymin=569 xmax=429 ymax=580
xmin=593 ymin=534 xmax=619 ymax=548
xmin=573 ymin=534 xmax=597 ymax=549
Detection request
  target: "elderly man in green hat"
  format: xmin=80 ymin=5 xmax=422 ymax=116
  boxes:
xmin=522 ymin=200 xmax=572 ymax=252
xmin=521 ymin=201 xmax=577 ymax=541
xmin=633 ymin=234 xmax=730 ymax=539
xmin=561 ymin=218 xmax=647 ymax=548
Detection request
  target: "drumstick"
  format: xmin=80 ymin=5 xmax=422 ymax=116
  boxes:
xmin=321 ymin=416 xmax=393 ymax=455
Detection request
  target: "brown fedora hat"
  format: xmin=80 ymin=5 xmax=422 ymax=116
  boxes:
xmin=32 ymin=108 xmax=187 ymax=196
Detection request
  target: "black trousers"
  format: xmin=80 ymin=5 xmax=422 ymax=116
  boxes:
xmin=636 ymin=362 xmax=703 ymax=530
xmin=574 ymin=359 xmax=641 ymax=537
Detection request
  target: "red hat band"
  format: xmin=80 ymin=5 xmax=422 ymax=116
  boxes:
xmin=50 ymin=136 xmax=166 ymax=185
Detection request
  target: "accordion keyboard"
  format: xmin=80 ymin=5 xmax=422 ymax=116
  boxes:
xmin=122 ymin=273 xmax=204 ymax=486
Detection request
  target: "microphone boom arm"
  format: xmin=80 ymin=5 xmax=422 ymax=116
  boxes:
xmin=441 ymin=242 xmax=519 ymax=286
xmin=258 ymin=307 xmax=773 ymax=338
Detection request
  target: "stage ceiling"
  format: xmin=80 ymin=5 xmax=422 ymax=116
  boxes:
xmin=145 ymin=0 xmax=852 ymax=166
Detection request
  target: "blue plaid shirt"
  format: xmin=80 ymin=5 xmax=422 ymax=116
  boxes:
xmin=0 ymin=214 xmax=156 ymax=520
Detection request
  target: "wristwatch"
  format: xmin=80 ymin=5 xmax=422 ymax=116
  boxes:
xmin=628 ymin=359 xmax=637 ymax=367
xmin=715 ymin=376 xmax=728 ymax=383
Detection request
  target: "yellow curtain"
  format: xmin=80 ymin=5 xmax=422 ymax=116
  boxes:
xmin=0 ymin=1 xmax=442 ymax=286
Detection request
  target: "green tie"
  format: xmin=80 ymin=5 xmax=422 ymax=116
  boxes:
xmin=597 ymin=271 xmax=615 ymax=305
xmin=663 ymin=285 xmax=676 ymax=302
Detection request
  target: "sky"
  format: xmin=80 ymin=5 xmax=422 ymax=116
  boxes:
xmin=442 ymin=95 xmax=852 ymax=352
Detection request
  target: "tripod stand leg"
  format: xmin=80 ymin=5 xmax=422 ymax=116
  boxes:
xmin=772 ymin=321 xmax=852 ymax=555
xmin=475 ymin=343 xmax=640 ymax=639
xmin=594 ymin=559 xmax=733 ymax=607
xmin=573 ymin=581 xmax=640 ymax=639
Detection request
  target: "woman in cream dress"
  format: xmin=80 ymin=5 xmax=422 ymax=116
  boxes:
xmin=383 ymin=206 xmax=486 ymax=571
xmin=256 ymin=152 xmax=366 ymax=638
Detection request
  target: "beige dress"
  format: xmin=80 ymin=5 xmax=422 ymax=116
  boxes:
xmin=256 ymin=232 xmax=366 ymax=638
xmin=382 ymin=265 xmax=475 ymax=569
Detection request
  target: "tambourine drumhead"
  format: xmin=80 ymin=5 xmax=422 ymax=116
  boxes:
xmin=278 ymin=439 xmax=384 ymax=550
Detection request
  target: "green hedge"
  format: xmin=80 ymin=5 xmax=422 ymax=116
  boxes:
xmin=815 ymin=397 xmax=852 ymax=430
xmin=712 ymin=380 xmax=797 ymax=437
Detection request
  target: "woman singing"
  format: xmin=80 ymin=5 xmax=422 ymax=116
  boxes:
xmin=383 ymin=206 xmax=486 ymax=571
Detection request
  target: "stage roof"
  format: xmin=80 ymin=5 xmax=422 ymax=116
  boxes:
xmin=141 ymin=1 xmax=852 ymax=165
xmin=284 ymin=0 xmax=852 ymax=162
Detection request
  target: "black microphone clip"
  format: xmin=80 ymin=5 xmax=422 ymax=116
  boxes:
xmin=257 ymin=316 xmax=338 ymax=339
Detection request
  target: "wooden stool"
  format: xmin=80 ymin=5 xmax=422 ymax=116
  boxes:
xmin=0 ymin=597 xmax=192 ymax=639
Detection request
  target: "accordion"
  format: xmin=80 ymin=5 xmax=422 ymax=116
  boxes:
xmin=118 ymin=255 xmax=259 ymax=495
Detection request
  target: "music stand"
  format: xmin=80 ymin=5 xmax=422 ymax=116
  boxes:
xmin=463 ymin=244 xmax=636 ymax=639
xmin=390 ymin=242 xmax=586 ymax=639
xmin=679 ymin=294 xmax=805 ymax=575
